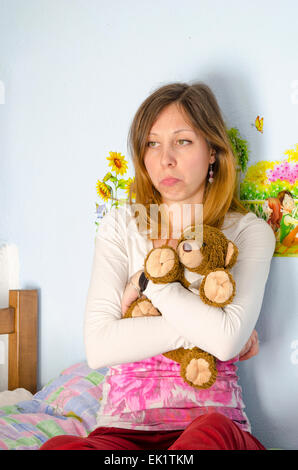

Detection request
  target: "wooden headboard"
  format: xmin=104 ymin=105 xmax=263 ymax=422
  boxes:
xmin=0 ymin=290 xmax=38 ymax=394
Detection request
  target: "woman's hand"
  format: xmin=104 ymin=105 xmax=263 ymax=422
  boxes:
xmin=239 ymin=329 xmax=259 ymax=361
xmin=121 ymin=241 xmax=178 ymax=317
xmin=121 ymin=270 xmax=144 ymax=317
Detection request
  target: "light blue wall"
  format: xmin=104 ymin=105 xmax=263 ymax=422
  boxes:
xmin=0 ymin=0 xmax=297 ymax=450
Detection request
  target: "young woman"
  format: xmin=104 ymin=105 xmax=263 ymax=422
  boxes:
xmin=41 ymin=82 xmax=275 ymax=450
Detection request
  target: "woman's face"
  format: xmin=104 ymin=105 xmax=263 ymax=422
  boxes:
xmin=144 ymin=103 xmax=215 ymax=207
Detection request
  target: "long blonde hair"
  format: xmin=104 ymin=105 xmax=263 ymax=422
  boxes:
xmin=127 ymin=81 xmax=248 ymax=237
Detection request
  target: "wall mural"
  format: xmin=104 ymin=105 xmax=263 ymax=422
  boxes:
xmin=239 ymin=117 xmax=298 ymax=257
xmin=95 ymin=120 xmax=298 ymax=257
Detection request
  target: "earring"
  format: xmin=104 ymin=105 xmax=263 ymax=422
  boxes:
xmin=208 ymin=163 xmax=214 ymax=183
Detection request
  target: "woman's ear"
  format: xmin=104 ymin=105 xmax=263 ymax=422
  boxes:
xmin=209 ymin=152 xmax=216 ymax=164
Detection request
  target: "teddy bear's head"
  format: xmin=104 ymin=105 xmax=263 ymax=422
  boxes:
xmin=144 ymin=224 xmax=238 ymax=285
xmin=176 ymin=224 xmax=238 ymax=276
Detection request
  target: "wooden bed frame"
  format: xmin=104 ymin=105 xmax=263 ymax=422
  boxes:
xmin=0 ymin=290 xmax=38 ymax=394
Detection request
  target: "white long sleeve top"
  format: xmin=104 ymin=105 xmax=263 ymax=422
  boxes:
xmin=84 ymin=203 xmax=276 ymax=370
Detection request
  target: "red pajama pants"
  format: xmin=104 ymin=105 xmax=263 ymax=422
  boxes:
xmin=40 ymin=412 xmax=266 ymax=450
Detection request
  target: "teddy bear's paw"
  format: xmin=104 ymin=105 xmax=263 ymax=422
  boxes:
xmin=145 ymin=247 xmax=179 ymax=279
xmin=130 ymin=298 xmax=161 ymax=317
xmin=201 ymin=269 xmax=234 ymax=306
xmin=181 ymin=351 xmax=217 ymax=389
xmin=186 ymin=358 xmax=213 ymax=387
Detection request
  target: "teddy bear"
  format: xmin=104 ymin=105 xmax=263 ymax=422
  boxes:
xmin=122 ymin=224 xmax=239 ymax=390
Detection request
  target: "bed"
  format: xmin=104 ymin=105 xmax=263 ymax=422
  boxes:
xmin=0 ymin=289 xmax=38 ymax=395
xmin=0 ymin=252 xmax=282 ymax=450
xmin=0 ymin=289 xmax=109 ymax=450
xmin=0 ymin=242 xmax=107 ymax=450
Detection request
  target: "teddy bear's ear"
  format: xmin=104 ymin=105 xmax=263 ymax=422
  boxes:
xmin=225 ymin=241 xmax=238 ymax=268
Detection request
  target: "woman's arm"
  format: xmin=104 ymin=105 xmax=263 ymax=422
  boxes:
xmin=142 ymin=214 xmax=276 ymax=362
xmin=121 ymin=268 xmax=261 ymax=362
xmin=84 ymin=207 xmax=192 ymax=369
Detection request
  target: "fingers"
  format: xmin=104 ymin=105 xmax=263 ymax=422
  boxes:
xmin=239 ymin=332 xmax=260 ymax=361
xmin=130 ymin=269 xmax=143 ymax=285
xmin=121 ymin=284 xmax=140 ymax=316
xmin=239 ymin=340 xmax=251 ymax=358
xmin=239 ymin=344 xmax=259 ymax=361
xmin=251 ymin=329 xmax=258 ymax=343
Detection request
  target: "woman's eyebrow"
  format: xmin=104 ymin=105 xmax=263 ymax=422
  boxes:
xmin=149 ymin=129 xmax=196 ymax=136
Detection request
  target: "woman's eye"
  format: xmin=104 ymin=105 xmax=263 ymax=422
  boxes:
xmin=146 ymin=139 xmax=191 ymax=148
xmin=147 ymin=141 xmax=158 ymax=148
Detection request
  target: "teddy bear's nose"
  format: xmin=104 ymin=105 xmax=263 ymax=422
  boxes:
xmin=183 ymin=242 xmax=192 ymax=252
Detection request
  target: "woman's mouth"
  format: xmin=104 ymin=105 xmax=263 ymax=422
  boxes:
xmin=160 ymin=178 xmax=181 ymax=186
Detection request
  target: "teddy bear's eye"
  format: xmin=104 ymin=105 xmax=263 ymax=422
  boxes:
xmin=202 ymin=242 xmax=206 ymax=247
xmin=183 ymin=242 xmax=192 ymax=252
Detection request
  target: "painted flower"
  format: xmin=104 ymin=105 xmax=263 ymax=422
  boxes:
xmin=107 ymin=151 xmax=128 ymax=176
xmin=96 ymin=180 xmax=111 ymax=202
xmin=125 ymin=177 xmax=136 ymax=199
xmin=103 ymin=172 xmax=112 ymax=182
xmin=284 ymin=143 xmax=298 ymax=163
xmin=266 ymin=160 xmax=298 ymax=184
xmin=244 ymin=160 xmax=275 ymax=185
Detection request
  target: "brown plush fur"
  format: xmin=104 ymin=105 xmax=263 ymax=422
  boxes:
xmin=123 ymin=224 xmax=239 ymax=390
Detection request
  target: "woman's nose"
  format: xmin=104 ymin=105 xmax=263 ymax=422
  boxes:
xmin=160 ymin=144 xmax=177 ymax=167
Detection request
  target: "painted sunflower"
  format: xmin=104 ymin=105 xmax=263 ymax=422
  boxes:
xmin=125 ymin=177 xmax=136 ymax=199
xmin=106 ymin=152 xmax=128 ymax=176
xmin=96 ymin=180 xmax=111 ymax=202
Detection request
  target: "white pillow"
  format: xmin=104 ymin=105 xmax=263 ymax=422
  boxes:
xmin=0 ymin=243 xmax=20 ymax=391
xmin=0 ymin=243 xmax=19 ymax=294
xmin=0 ymin=388 xmax=33 ymax=407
